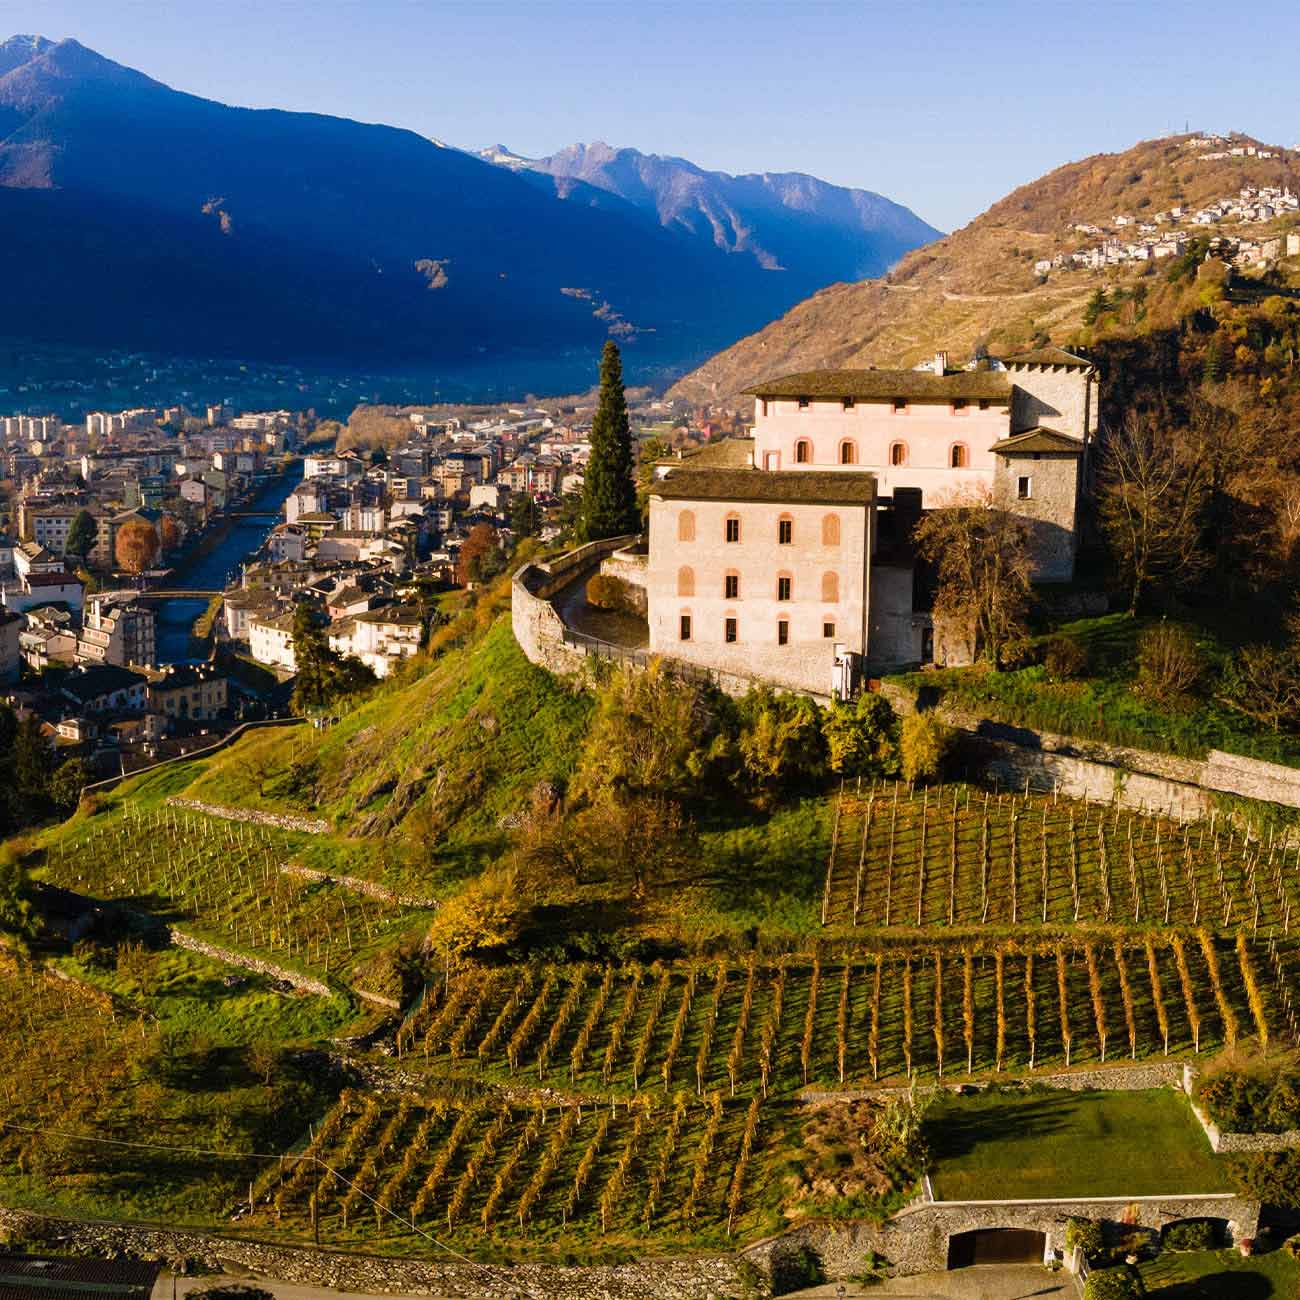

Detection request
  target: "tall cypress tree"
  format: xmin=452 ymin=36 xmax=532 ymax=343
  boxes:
xmin=578 ymin=341 xmax=639 ymax=541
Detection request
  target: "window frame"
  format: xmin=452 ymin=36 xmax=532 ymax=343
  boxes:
xmin=949 ymin=442 xmax=969 ymax=469
xmin=724 ymin=571 xmax=740 ymax=600
xmin=892 ymin=398 xmax=908 ymax=414
xmin=777 ymin=515 xmax=793 ymax=545
xmin=677 ymin=509 xmax=696 ymax=543
xmin=823 ymin=621 xmax=836 ymax=639
xmin=821 ymin=571 xmax=839 ymax=604
xmin=676 ymin=566 xmax=695 ymax=598
xmin=889 ymin=441 xmax=908 ymax=467
xmin=724 ymin=616 xmax=738 ymax=644
xmin=679 ymin=613 xmax=692 ymax=641
xmin=797 ymin=395 xmax=810 ymax=409
xmin=1018 ymin=475 xmax=1033 ymax=500
xmin=839 ymin=439 xmax=859 ymax=466
xmin=951 ymin=398 xmax=969 ymax=416
xmin=777 ymin=618 xmax=790 ymax=646
xmin=776 ymin=573 xmax=793 ymax=602
xmin=724 ymin=513 xmax=741 ymax=543
xmin=794 ymin=439 xmax=812 ymax=464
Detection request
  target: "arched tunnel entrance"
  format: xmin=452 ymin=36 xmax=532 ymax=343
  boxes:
xmin=947 ymin=1227 xmax=1048 ymax=1268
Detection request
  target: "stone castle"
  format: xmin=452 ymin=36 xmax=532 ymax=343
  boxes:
xmin=643 ymin=348 xmax=1098 ymax=697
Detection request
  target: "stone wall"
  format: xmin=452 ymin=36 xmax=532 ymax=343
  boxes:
xmin=279 ymin=862 xmax=436 ymax=910
xmin=0 ymin=1210 xmax=755 ymax=1300
xmin=994 ymin=451 xmax=1081 ymax=584
xmin=880 ymin=682 xmax=1300 ymax=822
xmin=166 ymin=797 xmax=331 ymax=835
xmin=746 ymin=1193 xmax=1259 ymax=1281
xmin=1182 ymin=1063 xmax=1300 ymax=1153
xmin=167 ymin=929 xmax=332 ymax=998
xmin=599 ymin=544 xmax=649 ymax=616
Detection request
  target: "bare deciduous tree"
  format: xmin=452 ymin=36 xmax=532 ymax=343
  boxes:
xmin=914 ymin=485 xmax=1032 ymax=667
xmin=1096 ymin=412 xmax=1210 ymax=613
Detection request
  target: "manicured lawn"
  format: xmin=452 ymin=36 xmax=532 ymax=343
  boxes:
xmin=927 ymin=1088 xmax=1234 ymax=1200
xmin=1141 ymin=1247 xmax=1300 ymax=1297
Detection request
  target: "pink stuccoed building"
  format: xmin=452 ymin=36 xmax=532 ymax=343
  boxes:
xmin=645 ymin=349 xmax=1097 ymax=697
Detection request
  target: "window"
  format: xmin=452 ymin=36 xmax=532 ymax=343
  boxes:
xmin=950 ymin=443 xmax=969 ymax=468
xmin=951 ymin=398 xmax=968 ymax=415
xmin=842 ymin=396 xmax=856 ymax=410
xmin=823 ymin=621 xmax=836 ymax=639
xmin=778 ymin=516 xmax=793 ymax=545
xmin=1018 ymin=475 xmax=1032 ymax=499
xmin=724 ymin=572 xmax=740 ymax=599
xmin=777 ymin=619 xmax=790 ymax=646
xmin=797 ymin=395 xmax=810 ymax=409
xmin=679 ymin=614 xmax=692 ymax=641
xmin=725 ymin=617 xmax=738 ymax=644
xmin=677 ymin=566 xmax=695 ymax=597
xmin=795 ymin=439 xmax=812 ymax=464
xmin=978 ymin=398 xmax=991 ymax=411
xmin=893 ymin=398 xmax=908 ymax=414
xmin=763 ymin=452 xmax=780 ymax=470
xmin=822 ymin=513 xmax=841 ymax=546
xmin=889 ymin=441 xmax=908 ymax=466
xmin=821 ymin=572 xmax=839 ymax=603
xmin=839 ymin=440 xmax=858 ymax=465
xmin=777 ymin=574 xmax=792 ymax=602
xmin=677 ymin=510 xmax=695 ymax=543
xmin=725 ymin=514 xmax=741 ymax=543
xmin=760 ymin=399 xmax=768 ymax=417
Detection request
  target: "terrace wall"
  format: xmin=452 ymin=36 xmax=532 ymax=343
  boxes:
xmin=0 ymin=1210 xmax=750 ymax=1300
xmin=880 ymin=682 xmax=1300 ymax=820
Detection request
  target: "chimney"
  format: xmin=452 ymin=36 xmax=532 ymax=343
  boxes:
xmin=933 ymin=351 xmax=949 ymax=376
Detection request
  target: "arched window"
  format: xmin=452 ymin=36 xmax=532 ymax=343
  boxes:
xmin=950 ymin=443 xmax=969 ymax=468
xmin=821 ymin=571 xmax=839 ymax=603
xmin=677 ymin=509 xmax=695 ymax=542
xmin=777 ymin=514 xmax=793 ymax=545
xmin=794 ymin=439 xmax=812 ymax=464
xmin=889 ymin=441 xmax=908 ymax=466
xmin=677 ymin=566 xmax=695 ymax=598
xmin=822 ymin=513 xmax=841 ymax=547
xmin=839 ymin=439 xmax=858 ymax=465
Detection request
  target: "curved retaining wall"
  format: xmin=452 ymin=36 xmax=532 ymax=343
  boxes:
xmin=166 ymin=797 xmax=330 ymax=835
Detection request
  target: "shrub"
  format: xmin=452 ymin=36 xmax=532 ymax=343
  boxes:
xmin=1066 ymin=1215 xmax=1105 ymax=1260
xmin=1268 ymin=1078 xmax=1300 ymax=1132
xmin=899 ymin=712 xmax=955 ymax=784
xmin=1283 ymin=1233 xmax=1300 ymax=1260
xmin=1162 ymin=1219 xmax=1220 ymax=1251
xmin=1045 ymin=635 xmax=1089 ymax=681
xmin=821 ymin=692 xmax=899 ymax=777
xmin=1134 ymin=623 xmax=1203 ymax=705
xmin=585 ymin=573 xmax=630 ymax=611
xmin=1232 ymin=1151 xmax=1300 ymax=1208
xmin=1083 ymin=1264 xmax=1146 ymax=1299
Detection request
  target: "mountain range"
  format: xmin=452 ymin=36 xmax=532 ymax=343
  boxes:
xmin=0 ymin=36 xmax=938 ymax=389
xmin=671 ymin=133 xmax=1300 ymax=402
xmin=475 ymin=141 xmax=938 ymax=284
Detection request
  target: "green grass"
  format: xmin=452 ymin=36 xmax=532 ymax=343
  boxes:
xmin=927 ymin=1089 xmax=1234 ymax=1200
xmin=55 ymin=947 xmax=356 ymax=1043
xmin=1140 ymin=1246 xmax=1300 ymax=1298
xmin=892 ymin=613 xmax=1300 ymax=768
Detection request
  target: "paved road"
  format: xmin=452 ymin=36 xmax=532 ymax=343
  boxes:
xmin=788 ymin=1264 xmax=1081 ymax=1300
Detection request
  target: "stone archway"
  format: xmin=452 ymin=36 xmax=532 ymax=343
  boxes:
xmin=947 ymin=1227 xmax=1048 ymax=1269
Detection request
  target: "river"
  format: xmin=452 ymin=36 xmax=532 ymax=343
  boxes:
xmin=153 ymin=471 xmax=300 ymax=664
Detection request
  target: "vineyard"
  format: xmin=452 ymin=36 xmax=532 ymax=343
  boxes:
xmin=255 ymin=1084 xmax=778 ymax=1249
xmin=396 ymin=937 xmax=1297 ymax=1091
xmin=819 ymin=782 xmax=1300 ymax=934
xmin=43 ymin=805 xmax=427 ymax=979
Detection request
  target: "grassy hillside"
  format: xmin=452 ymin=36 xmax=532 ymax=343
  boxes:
xmin=183 ymin=616 xmax=593 ymax=893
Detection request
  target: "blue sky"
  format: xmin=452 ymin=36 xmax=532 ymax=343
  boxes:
xmin=6 ymin=0 xmax=1300 ymax=231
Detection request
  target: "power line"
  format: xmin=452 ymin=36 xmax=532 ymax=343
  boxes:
xmin=0 ymin=1120 xmax=547 ymax=1300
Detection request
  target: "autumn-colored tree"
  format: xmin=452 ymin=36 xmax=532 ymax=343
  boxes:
xmin=114 ymin=519 xmax=159 ymax=575
xmin=459 ymin=522 xmax=501 ymax=584
xmin=159 ymin=514 xmax=181 ymax=552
